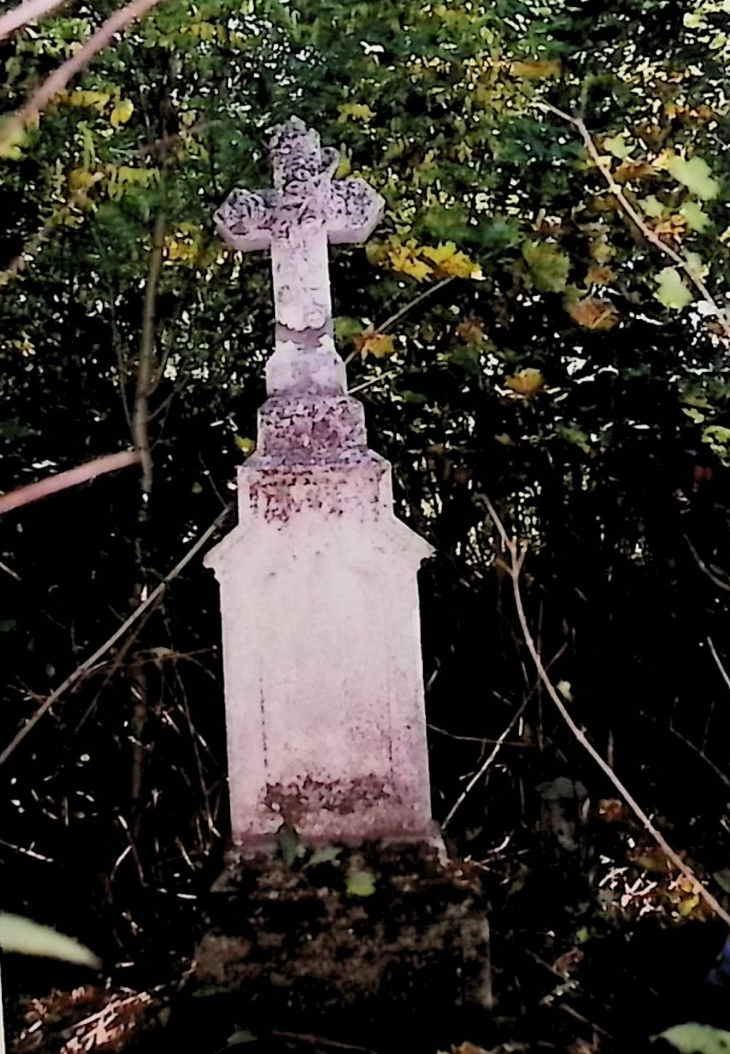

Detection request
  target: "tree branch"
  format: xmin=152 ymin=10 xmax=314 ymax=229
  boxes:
xmin=0 ymin=0 xmax=72 ymax=43
xmin=536 ymin=100 xmax=730 ymax=339
xmin=0 ymin=503 xmax=232 ymax=768
xmin=0 ymin=450 xmax=140 ymax=517
xmin=0 ymin=0 xmax=165 ymax=156
xmin=484 ymin=494 xmax=730 ymax=929
xmin=131 ymin=210 xmax=166 ymax=501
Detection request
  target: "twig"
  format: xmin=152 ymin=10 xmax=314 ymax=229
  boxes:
xmin=132 ymin=211 xmax=166 ymax=503
xmin=442 ymin=698 xmax=529 ymax=829
xmin=272 ymin=1031 xmax=380 ymax=1054
xmin=668 ymin=723 xmax=730 ymax=792
xmin=707 ymin=635 xmax=730 ymax=696
xmin=536 ymin=100 xmax=730 ymax=338
xmin=442 ymin=643 xmax=567 ymax=829
xmin=0 ymin=0 xmax=71 ymax=42
xmin=0 ymin=559 xmax=21 ymax=582
xmin=0 ymin=450 xmax=140 ymax=517
xmin=343 ymin=276 xmax=455 ymax=366
xmin=683 ymin=533 xmax=730 ymax=594
xmin=0 ymin=0 xmax=166 ymax=156
xmin=0 ymin=504 xmax=232 ymax=768
xmin=484 ymin=494 xmax=730 ymax=929
xmin=378 ymin=275 xmax=454 ymax=334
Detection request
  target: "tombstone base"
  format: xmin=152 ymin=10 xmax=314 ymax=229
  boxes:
xmin=215 ymin=824 xmax=445 ymax=890
xmin=194 ymin=843 xmax=492 ymax=1039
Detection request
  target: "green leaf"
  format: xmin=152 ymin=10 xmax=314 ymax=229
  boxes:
xmin=0 ymin=913 xmax=100 ymax=968
xmin=0 ymin=619 xmax=16 ymax=633
xmin=666 ymin=155 xmax=721 ymax=200
xmin=603 ymin=133 xmax=633 ymax=159
xmin=640 ymin=195 xmax=665 ymax=218
xmin=305 ymin=846 xmax=342 ymax=868
xmin=334 ymin=315 xmax=364 ymax=345
xmin=658 ymin=1022 xmax=730 ymax=1053
xmin=227 ymin=1030 xmax=257 ymax=1046
xmin=276 ymin=823 xmax=304 ymax=866
xmin=345 ymin=869 xmax=377 ymax=896
xmin=654 ymin=267 xmax=693 ymax=311
xmin=522 ymin=240 xmax=570 ymax=293
xmin=680 ymin=201 xmax=712 ymax=232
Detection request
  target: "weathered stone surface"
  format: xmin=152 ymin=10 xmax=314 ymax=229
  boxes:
xmin=206 ymin=118 xmax=434 ymax=848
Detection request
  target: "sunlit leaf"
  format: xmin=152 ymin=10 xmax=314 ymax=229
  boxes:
xmin=355 ymin=330 xmax=396 ymax=358
xmin=346 ymin=870 xmax=377 ymax=896
xmin=110 ymin=99 xmax=134 ymax=127
xmin=666 ymin=155 xmax=720 ymax=200
xmin=505 ymin=368 xmax=544 ymax=396
xmin=654 ymin=267 xmax=693 ymax=310
xmin=602 ymin=133 xmax=633 ymax=159
xmin=680 ymin=201 xmax=712 ymax=231
xmin=0 ymin=913 xmax=100 ymax=968
xmin=658 ymin=1023 xmax=730 ymax=1053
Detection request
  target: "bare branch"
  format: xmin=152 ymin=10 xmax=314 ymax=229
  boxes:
xmin=537 ymin=100 xmax=730 ymax=339
xmin=0 ymin=0 xmax=165 ymax=156
xmin=0 ymin=0 xmax=71 ymax=43
xmin=131 ymin=211 xmax=166 ymax=500
xmin=0 ymin=450 xmax=140 ymax=517
xmin=484 ymin=494 xmax=730 ymax=929
xmin=0 ymin=503 xmax=232 ymax=767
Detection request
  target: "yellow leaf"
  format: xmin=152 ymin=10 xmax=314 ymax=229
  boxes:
xmin=110 ymin=99 xmax=134 ymax=127
xmin=568 ymin=297 xmax=618 ymax=330
xmin=68 ymin=90 xmax=111 ymax=112
xmin=235 ymin=436 xmax=256 ymax=455
xmin=337 ymin=103 xmax=375 ymax=123
xmin=510 ymin=59 xmax=561 ymax=79
xmin=421 ymin=241 xmax=480 ymax=278
xmin=0 ymin=116 xmax=29 ymax=160
xmin=345 ymin=870 xmax=377 ymax=897
xmin=387 ymin=245 xmax=432 ymax=282
xmin=355 ymin=330 xmax=396 ymax=358
xmin=505 ymin=368 xmax=544 ymax=397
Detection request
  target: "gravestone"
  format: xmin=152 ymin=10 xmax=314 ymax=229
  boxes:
xmin=205 ymin=117 xmax=435 ymax=852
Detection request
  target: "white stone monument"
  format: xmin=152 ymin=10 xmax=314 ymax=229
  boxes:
xmin=205 ymin=117 xmax=434 ymax=849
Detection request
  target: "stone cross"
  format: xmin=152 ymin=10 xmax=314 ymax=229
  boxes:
xmin=215 ymin=117 xmax=384 ymax=398
xmin=206 ymin=118 xmax=435 ymax=852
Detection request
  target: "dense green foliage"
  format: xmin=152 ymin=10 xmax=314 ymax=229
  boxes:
xmin=1 ymin=5 xmax=730 ymax=1040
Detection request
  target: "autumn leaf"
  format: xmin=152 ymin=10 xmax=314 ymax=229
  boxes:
xmin=666 ymin=154 xmax=720 ymax=199
xmin=456 ymin=318 xmax=486 ymax=342
xmin=568 ymin=296 xmax=619 ymax=330
xmin=654 ymin=267 xmax=693 ymax=310
xmin=337 ymin=102 xmax=375 ymax=123
xmin=386 ymin=243 xmax=433 ymax=282
xmin=522 ymin=240 xmax=570 ymax=293
xmin=235 ymin=436 xmax=256 ymax=456
xmin=345 ymin=870 xmax=377 ymax=896
xmin=110 ymin=99 xmax=134 ymax=127
xmin=510 ymin=59 xmax=561 ymax=79
xmin=613 ymin=160 xmax=654 ymax=183
xmin=421 ymin=241 xmax=481 ymax=278
xmin=355 ymin=330 xmax=396 ymax=358
xmin=505 ymin=367 xmax=544 ymax=396
xmin=585 ymin=264 xmax=615 ymax=285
